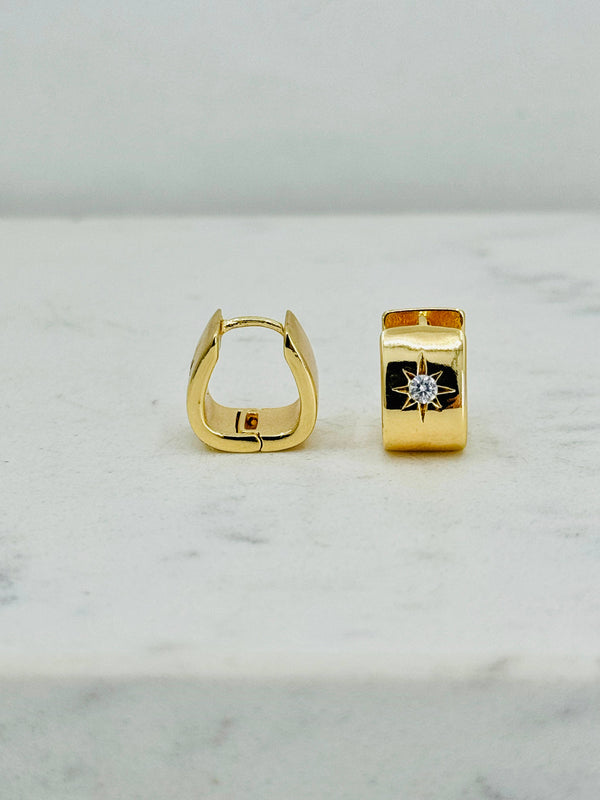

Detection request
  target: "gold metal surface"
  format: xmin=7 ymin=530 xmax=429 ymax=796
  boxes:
xmin=187 ymin=310 xmax=318 ymax=452
xmin=380 ymin=308 xmax=467 ymax=451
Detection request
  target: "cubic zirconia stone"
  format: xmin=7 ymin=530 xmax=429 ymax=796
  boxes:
xmin=408 ymin=374 xmax=438 ymax=404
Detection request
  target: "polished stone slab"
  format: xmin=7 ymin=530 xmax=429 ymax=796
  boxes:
xmin=1 ymin=214 xmax=599 ymax=798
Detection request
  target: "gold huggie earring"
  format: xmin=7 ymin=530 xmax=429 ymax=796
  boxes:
xmin=187 ymin=310 xmax=318 ymax=452
xmin=380 ymin=308 xmax=467 ymax=451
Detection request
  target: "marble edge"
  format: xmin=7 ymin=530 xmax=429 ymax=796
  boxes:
xmin=1 ymin=652 xmax=599 ymax=682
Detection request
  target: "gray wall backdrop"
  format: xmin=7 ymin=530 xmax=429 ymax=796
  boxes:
xmin=2 ymin=0 xmax=599 ymax=214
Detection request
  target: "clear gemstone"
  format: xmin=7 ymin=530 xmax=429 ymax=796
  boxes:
xmin=409 ymin=374 xmax=438 ymax=404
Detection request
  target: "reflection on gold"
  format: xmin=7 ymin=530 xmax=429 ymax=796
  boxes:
xmin=383 ymin=308 xmax=464 ymax=331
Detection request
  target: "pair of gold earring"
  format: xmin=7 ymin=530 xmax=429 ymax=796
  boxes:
xmin=187 ymin=308 xmax=467 ymax=453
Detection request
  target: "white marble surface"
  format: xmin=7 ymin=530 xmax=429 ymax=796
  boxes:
xmin=1 ymin=215 xmax=600 ymax=798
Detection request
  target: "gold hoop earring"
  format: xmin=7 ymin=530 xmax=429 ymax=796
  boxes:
xmin=187 ymin=310 xmax=318 ymax=452
xmin=380 ymin=308 xmax=467 ymax=451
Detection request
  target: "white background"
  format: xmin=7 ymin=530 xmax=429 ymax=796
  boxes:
xmin=2 ymin=0 xmax=600 ymax=214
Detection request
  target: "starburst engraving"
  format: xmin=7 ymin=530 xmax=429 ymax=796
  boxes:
xmin=391 ymin=353 xmax=456 ymax=422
